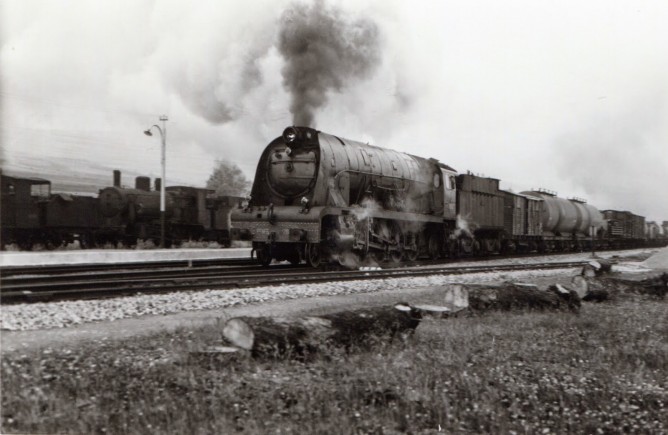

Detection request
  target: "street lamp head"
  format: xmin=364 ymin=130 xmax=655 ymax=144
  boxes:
xmin=143 ymin=129 xmax=153 ymax=136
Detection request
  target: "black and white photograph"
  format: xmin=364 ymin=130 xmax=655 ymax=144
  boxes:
xmin=1 ymin=0 xmax=667 ymax=433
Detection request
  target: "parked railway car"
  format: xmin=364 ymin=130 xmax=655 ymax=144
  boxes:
xmin=43 ymin=192 xmax=105 ymax=248
xmin=1 ymin=174 xmax=52 ymax=249
xmin=1 ymin=170 xmax=244 ymax=250
xmin=98 ymin=170 xmax=243 ymax=247
xmin=1 ymin=173 xmax=106 ymax=249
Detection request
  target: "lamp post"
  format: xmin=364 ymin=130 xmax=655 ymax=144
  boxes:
xmin=143 ymin=115 xmax=168 ymax=248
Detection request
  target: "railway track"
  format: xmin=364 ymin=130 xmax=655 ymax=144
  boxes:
xmin=1 ymin=259 xmax=588 ymax=304
xmin=0 ymin=257 xmax=257 ymax=277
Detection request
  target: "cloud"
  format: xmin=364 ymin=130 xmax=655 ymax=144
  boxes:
xmin=1 ymin=0 xmax=668 ymax=222
xmin=552 ymin=92 xmax=668 ymax=220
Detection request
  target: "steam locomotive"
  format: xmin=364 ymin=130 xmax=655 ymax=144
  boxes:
xmin=232 ymin=126 xmax=666 ymax=267
xmin=1 ymin=170 xmax=243 ymax=250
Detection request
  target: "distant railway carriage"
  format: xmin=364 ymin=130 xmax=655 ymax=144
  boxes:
xmin=44 ymin=193 xmax=102 ymax=247
xmin=646 ymin=221 xmax=662 ymax=240
xmin=601 ymin=210 xmax=646 ymax=247
xmin=97 ymin=171 xmax=243 ymax=247
xmin=1 ymin=170 xmax=244 ymax=249
xmin=1 ymin=174 xmax=51 ymax=249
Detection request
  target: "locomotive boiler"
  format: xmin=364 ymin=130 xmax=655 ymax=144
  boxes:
xmin=232 ymin=126 xmax=457 ymax=266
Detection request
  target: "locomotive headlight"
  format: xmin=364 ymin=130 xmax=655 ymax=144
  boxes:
xmin=283 ymin=127 xmax=298 ymax=143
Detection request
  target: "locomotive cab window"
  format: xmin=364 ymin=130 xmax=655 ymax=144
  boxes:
xmin=443 ymin=175 xmax=455 ymax=190
xmin=30 ymin=183 xmax=50 ymax=198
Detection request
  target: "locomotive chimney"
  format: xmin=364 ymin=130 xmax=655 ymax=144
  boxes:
xmin=135 ymin=176 xmax=151 ymax=192
xmin=113 ymin=170 xmax=121 ymax=187
xmin=155 ymin=178 xmax=161 ymax=192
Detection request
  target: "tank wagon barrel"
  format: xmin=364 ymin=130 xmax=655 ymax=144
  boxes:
xmin=521 ymin=190 xmax=603 ymax=237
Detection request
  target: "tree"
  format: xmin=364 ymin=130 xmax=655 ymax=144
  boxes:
xmin=206 ymin=160 xmax=252 ymax=196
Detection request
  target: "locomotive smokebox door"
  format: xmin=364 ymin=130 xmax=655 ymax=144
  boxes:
xmin=267 ymin=146 xmax=318 ymax=199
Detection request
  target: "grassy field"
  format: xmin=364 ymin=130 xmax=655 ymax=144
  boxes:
xmin=2 ymin=297 xmax=666 ymax=434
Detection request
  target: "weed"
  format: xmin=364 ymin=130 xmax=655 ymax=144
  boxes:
xmin=2 ymin=300 xmax=666 ymax=433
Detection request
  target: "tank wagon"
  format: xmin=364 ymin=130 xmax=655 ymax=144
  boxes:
xmin=235 ymin=127 xmax=665 ymax=267
xmin=520 ymin=190 xmax=604 ymax=251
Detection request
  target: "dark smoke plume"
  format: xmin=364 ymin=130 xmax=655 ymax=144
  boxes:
xmin=278 ymin=0 xmax=381 ymax=126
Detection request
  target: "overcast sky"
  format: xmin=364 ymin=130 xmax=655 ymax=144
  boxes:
xmin=1 ymin=0 xmax=667 ymax=221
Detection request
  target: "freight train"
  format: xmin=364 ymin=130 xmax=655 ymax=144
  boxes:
xmin=0 ymin=170 xmax=243 ymax=250
xmin=232 ymin=126 xmax=666 ymax=267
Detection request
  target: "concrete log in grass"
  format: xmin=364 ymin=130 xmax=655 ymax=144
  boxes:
xmin=586 ymin=274 xmax=668 ymax=299
xmin=222 ymin=304 xmax=422 ymax=360
xmin=468 ymin=282 xmax=580 ymax=313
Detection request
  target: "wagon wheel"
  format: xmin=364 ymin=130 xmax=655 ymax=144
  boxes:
xmin=366 ymin=249 xmax=385 ymax=266
xmin=388 ymin=224 xmax=404 ymax=263
xmin=404 ymin=247 xmax=418 ymax=262
xmin=306 ymin=243 xmax=321 ymax=268
xmin=427 ymin=234 xmax=440 ymax=260
xmin=402 ymin=232 xmax=419 ymax=262
xmin=389 ymin=248 xmax=404 ymax=263
xmin=288 ymin=252 xmax=301 ymax=265
xmin=256 ymin=245 xmax=272 ymax=267
xmin=459 ymin=237 xmax=473 ymax=254
xmin=18 ymin=240 xmax=33 ymax=251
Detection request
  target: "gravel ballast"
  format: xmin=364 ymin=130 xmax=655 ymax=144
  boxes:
xmin=2 ymin=268 xmax=577 ymax=332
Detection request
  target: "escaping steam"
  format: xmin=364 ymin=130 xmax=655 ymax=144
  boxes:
xmin=277 ymin=0 xmax=382 ymax=126
xmin=454 ymin=214 xmax=476 ymax=240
